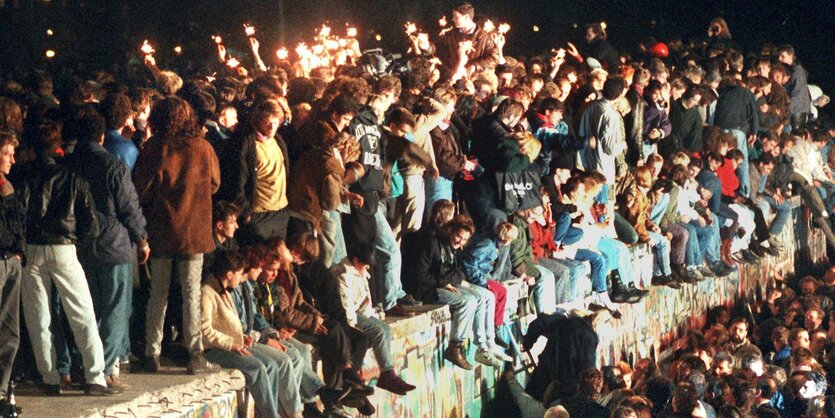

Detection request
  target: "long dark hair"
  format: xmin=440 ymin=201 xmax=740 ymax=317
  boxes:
xmin=148 ymin=96 xmax=201 ymax=144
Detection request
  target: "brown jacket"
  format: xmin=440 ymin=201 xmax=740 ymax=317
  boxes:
xmin=287 ymin=150 xmax=344 ymax=231
xmin=436 ymin=26 xmax=500 ymax=73
xmin=618 ymin=189 xmax=652 ymax=243
xmin=133 ymin=135 xmax=220 ymax=256
xmin=256 ymin=271 xmax=322 ymax=333
xmin=430 ymin=126 xmax=467 ymax=179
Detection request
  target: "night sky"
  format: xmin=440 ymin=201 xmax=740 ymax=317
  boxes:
xmin=0 ymin=0 xmax=832 ymax=90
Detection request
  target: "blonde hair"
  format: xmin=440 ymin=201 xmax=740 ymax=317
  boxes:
xmin=513 ymin=131 xmax=542 ymax=162
xmin=495 ymin=222 xmax=519 ymax=242
xmin=670 ymin=151 xmax=691 ymax=167
xmin=634 ymin=166 xmax=653 ymax=189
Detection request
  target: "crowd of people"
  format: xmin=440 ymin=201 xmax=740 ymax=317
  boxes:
xmin=507 ymin=268 xmax=835 ymax=418
xmin=0 ymin=2 xmax=832 ymax=417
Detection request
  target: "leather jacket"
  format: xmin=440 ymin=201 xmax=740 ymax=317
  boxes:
xmin=16 ymin=157 xmax=99 ymax=245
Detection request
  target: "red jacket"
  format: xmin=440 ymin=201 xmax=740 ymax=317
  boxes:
xmin=530 ymin=221 xmax=557 ymax=262
xmin=715 ymin=158 xmax=739 ymax=198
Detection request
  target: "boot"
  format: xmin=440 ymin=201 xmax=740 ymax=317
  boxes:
xmin=443 ymin=342 xmax=473 ymax=370
xmin=609 ymin=279 xmax=640 ymax=303
xmin=627 ymin=282 xmax=650 ymax=297
xmin=187 ymin=352 xmax=221 ymax=374
xmin=720 ymin=239 xmax=734 ymax=266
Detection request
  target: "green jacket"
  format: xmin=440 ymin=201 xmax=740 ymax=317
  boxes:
xmin=509 ymin=213 xmax=540 ymax=279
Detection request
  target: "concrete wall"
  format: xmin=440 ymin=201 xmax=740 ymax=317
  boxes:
xmin=356 ymin=200 xmax=828 ymax=417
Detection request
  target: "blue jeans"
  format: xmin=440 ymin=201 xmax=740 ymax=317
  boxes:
xmin=457 ymin=284 xmax=495 ymax=349
xmin=355 ymin=314 xmax=394 ymax=372
xmin=436 ymin=287 xmax=478 ymax=343
xmin=575 ymin=249 xmax=607 ymax=292
xmin=205 ymin=344 xmax=301 ymax=418
xmin=531 ymin=265 xmax=557 ymax=314
xmin=761 ymin=196 xmax=792 ymax=235
xmin=374 ymin=205 xmax=404 ymax=310
xmin=682 ymin=222 xmax=703 ymax=266
xmin=425 ymin=176 xmax=454 ymax=217
xmin=598 ymin=237 xmax=634 ymax=285
xmin=539 ymin=257 xmax=589 ymax=304
xmin=649 ymin=193 xmax=670 ymax=226
xmin=320 ymin=210 xmax=347 ymax=267
xmin=648 ymin=231 xmax=672 ymax=276
xmin=726 ymin=129 xmax=751 ymax=198
xmin=553 ymin=212 xmax=584 ymax=246
xmin=692 ymin=214 xmax=721 ymax=265
xmin=83 ymin=261 xmax=134 ymax=377
xmin=281 ymin=337 xmax=324 ymax=403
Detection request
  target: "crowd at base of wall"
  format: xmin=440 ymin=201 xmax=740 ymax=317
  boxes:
xmin=344 ymin=198 xmax=827 ymax=417
xmin=52 ymin=200 xmax=826 ymax=418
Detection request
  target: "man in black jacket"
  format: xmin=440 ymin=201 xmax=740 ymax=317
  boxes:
xmin=14 ymin=120 xmax=117 ymax=396
xmin=401 ymin=215 xmax=482 ymax=369
xmin=0 ymin=130 xmax=24 ymax=409
xmin=715 ymin=81 xmax=759 ymax=199
xmin=219 ymin=99 xmax=291 ymax=244
xmin=66 ymin=111 xmax=149 ymax=390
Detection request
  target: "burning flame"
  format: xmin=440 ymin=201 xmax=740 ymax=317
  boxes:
xmin=498 ymin=23 xmax=511 ymax=34
xmin=276 ymin=48 xmax=289 ymax=60
xmin=213 ymin=35 xmax=223 ymax=44
xmin=244 ymin=24 xmax=256 ymax=37
xmin=439 ymin=16 xmax=448 ymax=27
xmin=405 ymin=22 xmax=418 ymax=35
xmin=140 ymin=40 xmax=155 ymax=55
xmin=319 ymin=24 xmax=331 ymax=38
xmin=347 ymin=27 xmax=358 ymax=38
xmin=483 ymin=20 xmax=495 ymax=33
xmin=227 ymin=57 xmax=240 ymax=68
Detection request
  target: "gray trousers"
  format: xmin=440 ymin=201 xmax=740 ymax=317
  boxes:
xmin=144 ymin=254 xmax=203 ymax=357
xmin=22 ymin=244 xmax=106 ymax=386
xmin=0 ymin=257 xmax=21 ymax=395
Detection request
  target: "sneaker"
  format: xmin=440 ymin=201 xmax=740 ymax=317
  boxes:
xmin=589 ymin=291 xmax=622 ymax=319
xmin=474 ymin=348 xmax=503 ymax=367
xmin=187 ymin=353 xmax=222 ymax=375
xmin=85 ymin=383 xmax=122 ymax=396
xmin=490 ymin=346 xmax=513 ymax=363
xmin=105 ymin=375 xmax=130 ymax=391
xmin=397 ymin=294 xmax=422 ymax=306
xmin=443 ymin=344 xmax=472 ymax=370
xmin=686 ymin=266 xmax=705 ymax=282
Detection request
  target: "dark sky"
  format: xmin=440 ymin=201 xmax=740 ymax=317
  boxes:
xmin=2 ymin=0 xmax=833 ymax=90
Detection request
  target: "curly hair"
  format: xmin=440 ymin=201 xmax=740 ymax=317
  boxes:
xmin=330 ymin=132 xmax=360 ymax=163
xmin=148 ymin=96 xmax=201 ymax=143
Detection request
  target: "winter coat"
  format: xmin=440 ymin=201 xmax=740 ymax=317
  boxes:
xmin=133 ymin=135 xmax=219 ymax=256
xmin=67 ymin=141 xmax=147 ymax=264
xmin=16 ymin=156 xmax=99 ymax=245
xmin=401 ymin=228 xmax=467 ymax=303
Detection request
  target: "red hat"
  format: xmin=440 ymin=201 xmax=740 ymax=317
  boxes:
xmin=649 ymin=42 xmax=669 ymax=58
